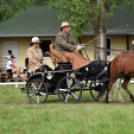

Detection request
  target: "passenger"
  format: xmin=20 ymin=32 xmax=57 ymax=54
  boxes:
xmin=55 ymin=22 xmax=89 ymax=69
xmin=23 ymin=66 xmax=27 ymax=79
xmin=27 ymin=37 xmax=52 ymax=72
xmin=23 ymin=58 xmax=28 ymax=79
xmin=5 ymin=56 xmax=21 ymax=78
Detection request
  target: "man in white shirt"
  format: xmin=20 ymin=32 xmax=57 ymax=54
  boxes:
xmin=5 ymin=56 xmax=21 ymax=78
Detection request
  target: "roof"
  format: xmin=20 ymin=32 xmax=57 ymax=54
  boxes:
xmin=0 ymin=6 xmax=133 ymax=37
xmin=0 ymin=6 xmax=61 ymax=37
xmin=107 ymin=6 xmax=134 ymax=35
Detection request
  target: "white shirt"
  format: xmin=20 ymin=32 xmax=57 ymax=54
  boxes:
xmin=7 ymin=61 xmax=13 ymax=70
xmin=24 ymin=66 xmax=27 ymax=70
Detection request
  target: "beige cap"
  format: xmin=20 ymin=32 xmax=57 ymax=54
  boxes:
xmin=31 ymin=37 xmax=41 ymax=44
xmin=61 ymin=22 xmax=70 ymax=28
xmin=30 ymin=37 xmax=42 ymax=45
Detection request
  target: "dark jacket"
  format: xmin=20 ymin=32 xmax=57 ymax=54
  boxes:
xmin=55 ymin=32 xmax=79 ymax=54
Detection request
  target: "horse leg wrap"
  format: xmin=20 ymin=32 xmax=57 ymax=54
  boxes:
xmin=130 ymin=94 xmax=133 ymax=98
xmin=130 ymin=95 xmax=134 ymax=102
xmin=106 ymin=96 xmax=109 ymax=103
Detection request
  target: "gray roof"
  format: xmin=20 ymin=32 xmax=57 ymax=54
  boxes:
xmin=0 ymin=6 xmax=61 ymax=37
xmin=0 ymin=6 xmax=133 ymax=37
xmin=107 ymin=6 xmax=134 ymax=35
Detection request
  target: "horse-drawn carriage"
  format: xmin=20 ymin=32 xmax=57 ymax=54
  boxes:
xmin=21 ymin=44 xmax=107 ymax=104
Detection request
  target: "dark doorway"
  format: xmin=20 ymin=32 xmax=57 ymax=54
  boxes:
xmin=39 ymin=40 xmax=51 ymax=57
xmin=107 ymin=38 xmax=111 ymax=56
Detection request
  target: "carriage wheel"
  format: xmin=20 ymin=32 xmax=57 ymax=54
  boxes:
xmin=57 ymin=76 xmax=82 ymax=103
xmin=90 ymin=81 xmax=103 ymax=101
xmin=26 ymin=79 xmax=48 ymax=104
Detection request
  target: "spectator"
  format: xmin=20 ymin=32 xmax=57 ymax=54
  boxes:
xmin=4 ymin=56 xmax=21 ymax=78
xmin=7 ymin=50 xmax=17 ymax=68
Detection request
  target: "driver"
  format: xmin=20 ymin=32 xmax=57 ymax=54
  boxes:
xmin=55 ymin=22 xmax=89 ymax=69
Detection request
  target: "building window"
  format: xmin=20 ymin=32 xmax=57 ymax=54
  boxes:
xmin=39 ymin=40 xmax=51 ymax=57
xmin=107 ymin=38 xmax=111 ymax=56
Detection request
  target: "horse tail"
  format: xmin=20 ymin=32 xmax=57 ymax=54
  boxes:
xmin=99 ymin=61 xmax=111 ymax=98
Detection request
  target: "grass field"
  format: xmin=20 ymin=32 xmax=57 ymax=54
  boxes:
xmin=0 ymin=84 xmax=134 ymax=134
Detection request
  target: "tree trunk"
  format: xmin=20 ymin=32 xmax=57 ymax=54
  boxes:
xmin=94 ymin=2 xmax=108 ymax=62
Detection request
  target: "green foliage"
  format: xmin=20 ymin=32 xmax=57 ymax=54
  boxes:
xmin=0 ymin=0 xmax=50 ymax=23
xmin=49 ymin=0 xmax=134 ymax=38
xmin=0 ymin=5 xmax=14 ymax=22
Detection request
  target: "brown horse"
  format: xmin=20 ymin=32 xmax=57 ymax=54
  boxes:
xmin=99 ymin=52 xmax=134 ymax=103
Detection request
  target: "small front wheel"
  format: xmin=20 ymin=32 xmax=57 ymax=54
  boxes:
xmin=26 ymin=79 xmax=48 ymax=104
xmin=90 ymin=81 xmax=103 ymax=101
xmin=57 ymin=77 xmax=82 ymax=103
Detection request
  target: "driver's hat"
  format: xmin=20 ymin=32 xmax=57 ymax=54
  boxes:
xmin=61 ymin=22 xmax=70 ymax=28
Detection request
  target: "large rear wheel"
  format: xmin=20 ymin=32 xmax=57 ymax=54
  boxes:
xmin=57 ymin=76 xmax=82 ymax=103
xmin=26 ymin=79 xmax=48 ymax=104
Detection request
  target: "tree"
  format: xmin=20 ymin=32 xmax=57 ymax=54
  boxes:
xmin=0 ymin=0 xmax=50 ymax=23
xmin=49 ymin=0 xmax=134 ymax=61
xmin=0 ymin=0 xmax=32 ymax=22
xmin=0 ymin=5 xmax=14 ymax=22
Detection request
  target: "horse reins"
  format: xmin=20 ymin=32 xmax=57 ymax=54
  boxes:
xmin=85 ymin=24 xmax=130 ymax=54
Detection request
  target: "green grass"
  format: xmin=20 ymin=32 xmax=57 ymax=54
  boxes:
xmin=0 ymin=84 xmax=134 ymax=134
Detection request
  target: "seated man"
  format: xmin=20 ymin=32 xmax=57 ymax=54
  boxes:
xmin=55 ymin=22 xmax=89 ymax=69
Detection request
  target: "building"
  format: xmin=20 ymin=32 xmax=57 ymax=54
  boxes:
xmin=0 ymin=6 xmax=134 ymax=68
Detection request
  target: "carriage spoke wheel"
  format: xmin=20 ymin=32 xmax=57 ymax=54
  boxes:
xmin=57 ymin=77 xmax=82 ymax=103
xmin=26 ymin=79 xmax=48 ymax=104
xmin=90 ymin=81 xmax=103 ymax=101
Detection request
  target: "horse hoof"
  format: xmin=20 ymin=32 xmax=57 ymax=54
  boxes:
xmin=105 ymin=96 xmax=109 ymax=103
xmin=108 ymin=98 xmax=112 ymax=102
xmin=105 ymin=99 xmax=109 ymax=103
xmin=119 ymin=100 xmax=125 ymax=103
xmin=106 ymin=101 xmax=109 ymax=104
xmin=131 ymin=97 xmax=134 ymax=102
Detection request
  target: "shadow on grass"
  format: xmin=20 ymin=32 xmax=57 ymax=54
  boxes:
xmin=1 ymin=85 xmax=134 ymax=106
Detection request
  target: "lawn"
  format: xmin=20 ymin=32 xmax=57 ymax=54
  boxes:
xmin=0 ymin=84 xmax=134 ymax=134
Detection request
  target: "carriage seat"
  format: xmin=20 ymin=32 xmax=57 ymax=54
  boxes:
xmin=47 ymin=44 xmax=70 ymax=64
xmin=47 ymin=44 xmax=72 ymax=70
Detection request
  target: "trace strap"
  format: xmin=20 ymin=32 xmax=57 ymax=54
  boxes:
xmin=95 ymin=47 xmax=134 ymax=53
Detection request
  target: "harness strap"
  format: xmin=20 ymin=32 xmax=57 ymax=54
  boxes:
xmin=98 ymin=70 xmax=134 ymax=83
